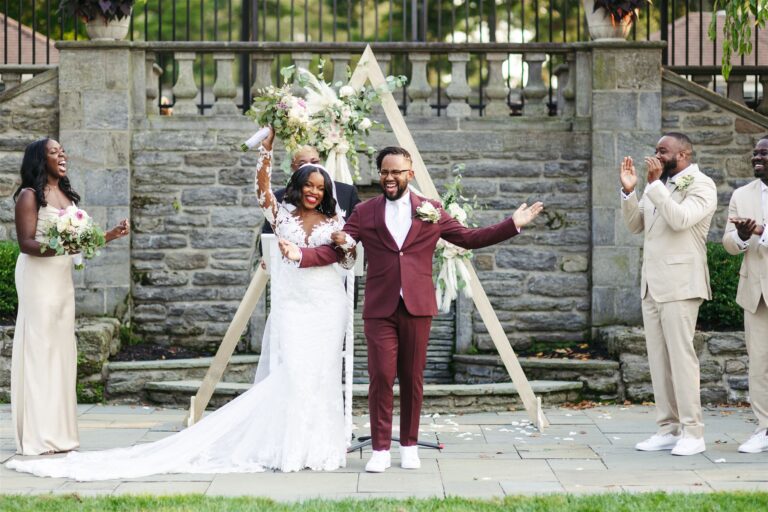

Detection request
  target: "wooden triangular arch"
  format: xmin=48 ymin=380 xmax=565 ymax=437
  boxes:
xmin=186 ymin=46 xmax=549 ymax=430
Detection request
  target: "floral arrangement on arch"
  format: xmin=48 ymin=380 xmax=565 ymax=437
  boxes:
xmin=41 ymin=205 xmax=106 ymax=270
xmin=243 ymin=63 xmax=407 ymax=183
xmin=434 ymin=166 xmax=480 ymax=313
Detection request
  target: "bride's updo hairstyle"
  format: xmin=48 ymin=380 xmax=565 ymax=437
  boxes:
xmin=284 ymin=164 xmax=338 ymax=216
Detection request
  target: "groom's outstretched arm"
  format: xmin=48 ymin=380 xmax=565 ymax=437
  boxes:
xmin=298 ymin=208 xmax=362 ymax=268
xmin=440 ymin=201 xmax=544 ymax=249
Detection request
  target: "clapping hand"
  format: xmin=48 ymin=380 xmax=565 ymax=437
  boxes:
xmin=511 ymin=202 xmax=544 ymax=228
xmin=730 ymin=217 xmax=763 ymax=241
xmin=620 ymin=156 xmax=637 ymax=194
xmin=106 ymin=219 xmax=130 ymax=243
xmin=644 ymin=156 xmax=664 ymax=184
xmin=279 ymin=238 xmax=301 ymax=262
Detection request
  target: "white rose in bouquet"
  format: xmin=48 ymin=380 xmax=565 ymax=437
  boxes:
xmin=338 ymin=85 xmax=355 ymax=98
xmin=358 ymin=117 xmax=372 ymax=130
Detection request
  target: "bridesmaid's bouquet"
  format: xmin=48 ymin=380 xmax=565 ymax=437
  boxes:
xmin=435 ymin=168 xmax=479 ymax=313
xmin=41 ymin=205 xmax=106 ymax=270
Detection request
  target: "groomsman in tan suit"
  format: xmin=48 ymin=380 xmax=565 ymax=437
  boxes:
xmin=722 ymin=135 xmax=768 ymax=454
xmin=620 ymin=133 xmax=718 ymax=456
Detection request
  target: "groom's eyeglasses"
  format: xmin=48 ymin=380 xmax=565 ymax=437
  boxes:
xmin=378 ymin=170 xmax=409 ymax=178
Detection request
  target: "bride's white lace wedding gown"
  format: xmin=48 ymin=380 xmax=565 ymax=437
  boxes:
xmin=6 ymin=148 xmax=352 ymax=480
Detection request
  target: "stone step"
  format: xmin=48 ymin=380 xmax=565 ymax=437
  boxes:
xmin=106 ymin=355 xmax=261 ymax=400
xmin=453 ymin=354 xmax=620 ymax=400
xmin=140 ymin=380 xmax=583 ymax=414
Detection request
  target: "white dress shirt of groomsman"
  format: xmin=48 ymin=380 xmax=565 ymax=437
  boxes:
xmin=722 ymin=135 xmax=768 ymax=454
xmin=619 ymin=133 xmax=718 ymax=457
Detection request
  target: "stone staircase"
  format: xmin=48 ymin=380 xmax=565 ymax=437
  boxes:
xmin=105 ymin=354 xmax=586 ymax=413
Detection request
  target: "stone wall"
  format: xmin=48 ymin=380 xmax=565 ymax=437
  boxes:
xmin=0 ymin=318 xmax=121 ymax=402
xmin=661 ymin=71 xmax=768 ymax=241
xmin=128 ymin=116 xmax=591 ymax=352
xmin=0 ymin=69 xmax=59 ymax=240
xmin=597 ymin=326 xmax=751 ymax=404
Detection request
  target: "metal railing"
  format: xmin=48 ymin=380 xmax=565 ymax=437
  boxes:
xmin=2 ymin=1 xmax=766 ymax=112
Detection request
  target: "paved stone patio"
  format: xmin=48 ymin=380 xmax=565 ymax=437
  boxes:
xmin=1 ymin=404 xmax=767 ymax=499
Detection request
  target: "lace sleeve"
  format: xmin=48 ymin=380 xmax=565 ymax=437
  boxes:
xmin=334 ymin=217 xmax=357 ymax=270
xmin=254 ymin=146 xmax=278 ymax=229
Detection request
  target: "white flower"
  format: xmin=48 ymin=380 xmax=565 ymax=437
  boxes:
xmin=335 ymin=140 xmax=350 ymax=155
xmin=338 ymin=85 xmax=355 ymax=98
xmin=675 ymin=175 xmax=694 ymax=191
xmin=340 ymin=106 xmax=352 ymax=124
xmin=358 ymin=117 xmax=372 ymax=130
xmin=447 ymin=202 xmax=468 ymax=225
xmin=415 ymin=202 xmax=441 ymax=223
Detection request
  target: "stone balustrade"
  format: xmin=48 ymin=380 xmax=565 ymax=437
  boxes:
xmin=0 ymin=65 xmax=56 ymax=93
xmin=137 ymin=43 xmax=578 ymax=118
xmin=669 ymin=66 xmax=768 ymax=113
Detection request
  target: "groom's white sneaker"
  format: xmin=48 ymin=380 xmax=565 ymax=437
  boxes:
xmin=635 ymin=433 xmax=681 ymax=451
xmin=365 ymin=450 xmax=391 ymax=473
xmin=738 ymin=429 xmax=768 ymax=453
xmin=399 ymin=445 xmax=421 ymax=469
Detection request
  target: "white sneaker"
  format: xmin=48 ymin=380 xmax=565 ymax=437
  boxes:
xmin=399 ymin=445 xmax=421 ymax=469
xmin=738 ymin=429 xmax=768 ymax=454
xmin=671 ymin=436 xmax=706 ymax=456
xmin=365 ymin=450 xmax=391 ymax=473
xmin=635 ymin=433 xmax=681 ymax=451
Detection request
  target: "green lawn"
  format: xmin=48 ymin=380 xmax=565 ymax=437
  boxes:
xmin=1 ymin=493 xmax=767 ymax=511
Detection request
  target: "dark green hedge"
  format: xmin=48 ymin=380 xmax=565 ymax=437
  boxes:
xmin=699 ymin=241 xmax=744 ymax=331
xmin=0 ymin=241 xmax=19 ymax=324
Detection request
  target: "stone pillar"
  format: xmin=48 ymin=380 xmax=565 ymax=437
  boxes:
xmin=691 ymin=73 xmax=711 ymax=89
xmin=726 ymin=74 xmax=746 ymax=105
xmin=446 ymin=52 xmax=471 ymax=118
xmin=330 ymin=52 xmax=351 ymax=86
xmin=291 ymin=51 xmax=313 ymax=96
xmin=483 ymin=52 xmax=510 ymax=117
xmin=756 ymin=76 xmax=768 ymax=116
xmin=561 ymin=53 xmax=576 ymax=118
xmin=1 ymin=71 xmax=21 ymax=91
xmin=589 ymin=41 xmax=665 ymax=327
xmin=407 ymin=53 xmax=433 ymax=116
xmin=554 ymin=63 xmax=569 ymax=116
xmin=211 ymin=53 xmax=239 ymax=116
xmin=250 ymin=52 xmax=274 ymax=96
xmin=172 ymin=52 xmax=199 ymax=115
xmin=56 ymin=41 xmax=142 ymax=318
xmin=522 ymin=53 xmax=548 ymax=116
xmin=145 ymin=52 xmax=159 ymax=116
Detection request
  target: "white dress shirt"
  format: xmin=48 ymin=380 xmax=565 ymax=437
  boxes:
xmin=385 ymin=193 xmax=412 ymax=249
xmin=733 ymin=180 xmax=768 ymax=250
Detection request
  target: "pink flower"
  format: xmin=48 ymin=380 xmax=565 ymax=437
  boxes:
xmin=58 ymin=209 xmax=66 ymax=217
xmin=75 ymin=210 xmax=84 ymax=221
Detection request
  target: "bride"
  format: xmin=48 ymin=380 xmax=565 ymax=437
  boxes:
xmin=6 ymin=132 xmax=356 ymax=480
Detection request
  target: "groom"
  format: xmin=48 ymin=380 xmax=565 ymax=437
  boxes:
xmin=282 ymin=146 xmax=543 ymax=472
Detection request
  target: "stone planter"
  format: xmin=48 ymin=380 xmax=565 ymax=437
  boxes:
xmin=582 ymin=0 xmax=633 ymax=41
xmin=85 ymin=12 xmax=131 ymax=41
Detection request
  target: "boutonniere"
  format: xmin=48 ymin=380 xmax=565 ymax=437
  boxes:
xmin=415 ymin=201 xmax=440 ymax=223
xmin=675 ymin=175 xmax=694 ymax=191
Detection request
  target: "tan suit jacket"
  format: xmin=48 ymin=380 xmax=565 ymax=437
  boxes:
xmin=622 ymin=165 xmax=718 ymax=303
xmin=722 ymin=179 xmax=768 ymax=314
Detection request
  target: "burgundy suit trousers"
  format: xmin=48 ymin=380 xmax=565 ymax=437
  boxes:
xmin=364 ymin=299 xmax=432 ymax=451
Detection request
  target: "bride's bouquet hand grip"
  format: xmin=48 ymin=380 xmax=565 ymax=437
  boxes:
xmin=241 ymin=126 xmax=272 ymax=152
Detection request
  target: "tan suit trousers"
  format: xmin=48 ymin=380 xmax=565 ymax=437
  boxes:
xmin=746 ymin=297 xmax=768 ymax=430
xmin=641 ymin=296 xmax=704 ymax=438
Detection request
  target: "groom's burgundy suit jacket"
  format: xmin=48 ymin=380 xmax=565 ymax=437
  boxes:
xmin=299 ymin=191 xmax=520 ymax=319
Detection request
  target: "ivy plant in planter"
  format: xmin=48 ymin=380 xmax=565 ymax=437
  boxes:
xmin=59 ymin=0 xmax=136 ymax=22
xmin=591 ymin=0 xmax=650 ymax=23
xmin=709 ymin=0 xmax=768 ymax=79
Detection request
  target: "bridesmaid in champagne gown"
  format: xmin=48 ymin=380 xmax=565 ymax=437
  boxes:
xmin=11 ymin=138 xmax=130 ymax=455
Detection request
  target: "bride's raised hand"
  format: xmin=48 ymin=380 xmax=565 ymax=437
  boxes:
xmin=278 ymin=239 xmax=301 ymax=261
